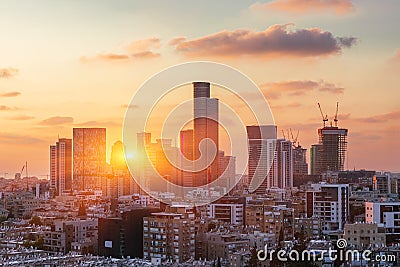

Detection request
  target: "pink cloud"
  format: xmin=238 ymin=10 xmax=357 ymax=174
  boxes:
xmin=0 ymin=68 xmax=19 ymax=79
xmin=171 ymin=24 xmax=357 ymax=58
xmin=0 ymin=91 xmax=21 ymax=97
xmin=260 ymin=80 xmax=344 ymax=99
xmin=125 ymin=37 xmax=161 ymax=52
xmin=251 ymin=0 xmax=355 ymax=15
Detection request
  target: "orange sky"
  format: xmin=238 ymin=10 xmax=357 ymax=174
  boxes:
xmin=0 ymin=0 xmax=399 ymax=177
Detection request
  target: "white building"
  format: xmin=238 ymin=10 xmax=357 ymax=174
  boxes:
xmin=207 ymin=203 xmax=244 ymax=225
xmin=306 ymin=183 xmax=349 ymax=233
xmin=366 ymin=201 xmax=400 ymax=236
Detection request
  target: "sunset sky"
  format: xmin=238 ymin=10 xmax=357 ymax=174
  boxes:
xmin=0 ymin=0 xmax=399 ymax=177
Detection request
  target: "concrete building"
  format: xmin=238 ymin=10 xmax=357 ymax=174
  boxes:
xmin=275 ymin=139 xmax=293 ymax=189
xmin=293 ymin=144 xmax=308 ymax=177
xmin=98 ymin=208 xmax=159 ymax=258
xmin=366 ymin=201 xmax=400 ymax=239
xmin=207 ymin=202 xmax=244 ymax=225
xmin=373 ymin=172 xmax=392 ymax=194
xmin=312 ymin=126 xmax=348 ymax=175
xmin=180 ymin=129 xmax=194 ymax=187
xmin=4 ymin=191 xmax=38 ymax=218
xmin=73 ymin=128 xmax=106 ymax=191
xmin=143 ymin=206 xmax=195 ymax=263
xmin=218 ymin=150 xmax=236 ymax=190
xmin=310 ymin=144 xmax=322 ymax=176
xmin=43 ymin=219 xmax=98 ymax=254
xmin=205 ymin=232 xmax=249 ymax=261
xmin=246 ymin=125 xmax=277 ymax=194
xmin=344 ymin=223 xmax=386 ymax=249
xmin=306 ymin=183 xmax=349 ymax=233
xmin=50 ymin=138 xmax=72 ymax=196
xmin=245 ymin=201 xmax=294 ymax=243
xmin=294 ymin=217 xmax=322 ymax=240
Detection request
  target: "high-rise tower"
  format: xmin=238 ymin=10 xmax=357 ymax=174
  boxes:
xmin=247 ymin=125 xmax=277 ymax=194
xmin=73 ymin=128 xmax=106 ymax=191
xmin=193 ymin=82 xmax=219 ymax=186
xmin=50 ymin=138 xmax=72 ymax=196
xmin=318 ymin=127 xmax=348 ymax=173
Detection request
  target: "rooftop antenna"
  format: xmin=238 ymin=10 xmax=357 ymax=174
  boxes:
xmin=318 ymin=103 xmax=329 ymax=127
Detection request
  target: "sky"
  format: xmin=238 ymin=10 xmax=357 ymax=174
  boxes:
xmin=0 ymin=0 xmax=399 ymax=177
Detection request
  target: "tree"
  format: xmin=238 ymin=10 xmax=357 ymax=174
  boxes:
xmin=0 ymin=216 xmax=7 ymax=223
xmin=245 ymin=245 xmax=260 ymax=267
xmin=78 ymin=202 xmax=87 ymax=218
xmin=29 ymin=216 xmax=42 ymax=226
xmin=216 ymin=257 xmax=221 ymax=267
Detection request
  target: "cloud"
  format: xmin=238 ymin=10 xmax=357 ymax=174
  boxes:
xmin=271 ymin=102 xmax=302 ymax=110
xmin=81 ymin=37 xmax=161 ymax=63
xmin=125 ymin=37 xmax=161 ymax=52
xmin=168 ymin=37 xmax=186 ymax=46
xmin=0 ymin=68 xmax=19 ymax=79
xmin=388 ymin=49 xmax=400 ymax=65
xmin=251 ymin=0 xmax=355 ymax=15
xmin=260 ymin=80 xmax=344 ymax=99
xmin=8 ymin=115 xmax=35 ymax=120
xmin=132 ymin=51 xmax=160 ymax=59
xmin=0 ymin=132 xmax=45 ymax=144
xmin=0 ymin=105 xmax=18 ymax=111
xmin=80 ymin=53 xmax=130 ymax=62
xmin=359 ymin=110 xmax=400 ymax=123
xmin=39 ymin=116 xmax=74 ymax=125
xmin=0 ymin=91 xmax=21 ymax=97
xmin=171 ymin=24 xmax=357 ymax=58
xmin=121 ymin=104 xmax=139 ymax=109
xmin=74 ymin=120 xmax=120 ymax=127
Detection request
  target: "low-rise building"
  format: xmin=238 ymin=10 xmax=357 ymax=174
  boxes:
xmin=344 ymin=223 xmax=386 ymax=249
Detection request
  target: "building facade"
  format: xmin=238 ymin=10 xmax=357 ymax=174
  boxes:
xmin=143 ymin=206 xmax=195 ymax=263
xmin=73 ymin=128 xmax=106 ymax=191
xmin=193 ymin=82 xmax=219 ymax=186
xmin=50 ymin=138 xmax=72 ymax=196
xmin=306 ymin=183 xmax=349 ymax=233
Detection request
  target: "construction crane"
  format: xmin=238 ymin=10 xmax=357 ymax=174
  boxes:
xmin=289 ymin=128 xmax=300 ymax=147
xmin=318 ymin=103 xmax=329 ymax=127
xmin=334 ymin=102 xmax=339 ymax=127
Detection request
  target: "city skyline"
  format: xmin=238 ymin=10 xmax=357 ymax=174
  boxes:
xmin=0 ymin=0 xmax=399 ymax=176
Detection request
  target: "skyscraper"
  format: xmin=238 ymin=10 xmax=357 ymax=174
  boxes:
xmin=318 ymin=126 xmax=348 ymax=172
xmin=180 ymin=129 xmax=194 ymax=187
xmin=311 ymin=127 xmax=348 ymax=175
xmin=293 ymin=144 xmax=308 ymax=177
xmin=193 ymin=82 xmax=219 ymax=186
xmin=50 ymin=138 xmax=72 ymax=196
xmin=218 ymin=150 xmax=236 ymax=190
xmin=73 ymin=128 xmax=106 ymax=191
xmin=310 ymin=144 xmax=322 ymax=175
xmin=110 ymin=140 xmax=139 ymax=197
xmin=246 ymin=125 xmax=277 ymax=194
xmin=275 ymin=139 xmax=293 ymax=189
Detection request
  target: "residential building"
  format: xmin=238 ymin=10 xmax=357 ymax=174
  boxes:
xmin=143 ymin=206 xmax=195 ymax=263
xmin=246 ymin=125 xmax=277 ymax=194
xmin=306 ymin=183 xmax=349 ymax=233
xmin=50 ymin=138 xmax=72 ymax=196
xmin=344 ymin=223 xmax=386 ymax=249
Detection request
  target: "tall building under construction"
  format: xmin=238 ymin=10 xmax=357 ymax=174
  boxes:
xmin=317 ymin=126 xmax=348 ymax=173
xmin=311 ymin=103 xmax=348 ymax=175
